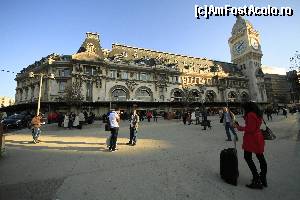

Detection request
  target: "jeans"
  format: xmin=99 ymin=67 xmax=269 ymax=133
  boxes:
xmin=109 ymin=127 xmax=119 ymax=150
xmin=244 ymin=151 xmax=267 ymax=178
xmin=225 ymin=122 xmax=237 ymax=140
xmin=32 ymin=127 xmax=41 ymax=139
xmin=129 ymin=127 xmax=138 ymax=144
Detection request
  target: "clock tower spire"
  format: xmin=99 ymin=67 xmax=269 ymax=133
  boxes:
xmin=228 ymin=16 xmax=267 ymax=102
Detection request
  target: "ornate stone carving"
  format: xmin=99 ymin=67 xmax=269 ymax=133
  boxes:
xmin=86 ymin=43 xmax=96 ymax=53
xmin=125 ymin=80 xmax=138 ymax=92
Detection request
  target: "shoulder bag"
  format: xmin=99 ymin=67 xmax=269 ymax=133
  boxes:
xmin=260 ymin=118 xmax=276 ymax=140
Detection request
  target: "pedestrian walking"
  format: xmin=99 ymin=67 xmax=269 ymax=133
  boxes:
xmin=201 ymin=109 xmax=208 ymax=130
xmin=68 ymin=113 xmax=74 ymax=129
xmin=283 ymin=108 xmax=287 ymax=118
xmin=127 ymin=109 xmax=140 ymax=146
xmin=63 ymin=114 xmax=69 ymax=128
xmin=195 ymin=108 xmax=200 ymax=125
xmin=31 ymin=114 xmax=42 ymax=144
xmin=146 ymin=111 xmax=152 ymax=122
xmin=57 ymin=112 xmax=64 ymax=127
xmin=73 ymin=114 xmax=80 ymax=128
xmin=153 ymin=110 xmax=158 ymax=122
xmin=78 ymin=111 xmax=85 ymax=127
xmin=187 ymin=111 xmax=192 ymax=125
xmin=108 ymin=107 xmax=120 ymax=152
xmin=266 ymin=107 xmax=272 ymax=121
xmin=220 ymin=107 xmax=238 ymax=141
xmin=191 ymin=111 xmax=196 ymax=124
xmin=234 ymin=102 xmax=267 ymax=189
xmin=182 ymin=111 xmax=188 ymax=125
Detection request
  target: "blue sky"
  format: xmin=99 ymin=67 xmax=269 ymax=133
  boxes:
xmin=0 ymin=0 xmax=299 ymax=98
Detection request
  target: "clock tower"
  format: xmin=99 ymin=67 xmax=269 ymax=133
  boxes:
xmin=229 ymin=16 xmax=267 ymax=102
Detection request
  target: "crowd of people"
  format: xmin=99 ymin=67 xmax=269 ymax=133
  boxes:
xmin=101 ymin=102 xmax=270 ymax=189
xmin=5 ymin=101 xmax=299 ymax=191
xmin=55 ymin=111 xmax=95 ymax=129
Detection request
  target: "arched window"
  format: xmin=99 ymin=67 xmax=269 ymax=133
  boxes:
xmin=173 ymin=90 xmax=183 ymax=102
xmin=241 ymin=92 xmax=249 ymax=102
xmin=136 ymin=89 xmax=152 ymax=101
xmin=160 ymin=95 xmax=164 ymax=101
xmin=189 ymin=89 xmax=201 ymax=102
xmin=228 ymin=91 xmax=237 ymax=102
xmin=205 ymin=90 xmax=216 ymax=102
xmin=112 ymin=89 xmax=127 ymax=101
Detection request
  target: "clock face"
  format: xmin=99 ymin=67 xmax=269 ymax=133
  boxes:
xmin=251 ymin=38 xmax=259 ymax=49
xmin=233 ymin=40 xmax=246 ymax=55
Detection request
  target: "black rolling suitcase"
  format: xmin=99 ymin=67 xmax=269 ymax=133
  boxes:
xmin=220 ymin=138 xmax=239 ymax=186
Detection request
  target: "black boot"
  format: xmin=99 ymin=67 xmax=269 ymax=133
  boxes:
xmin=246 ymin=177 xmax=263 ymax=189
xmin=259 ymin=173 xmax=268 ymax=187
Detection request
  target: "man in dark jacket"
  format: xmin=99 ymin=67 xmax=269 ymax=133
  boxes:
xmin=201 ymin=110 xmax=208 ymax=130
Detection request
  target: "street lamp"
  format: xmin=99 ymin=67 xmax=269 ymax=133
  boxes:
xmin=29 ymin=72 xmax=55 ymax=116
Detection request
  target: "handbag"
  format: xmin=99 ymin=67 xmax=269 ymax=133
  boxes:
xmin=260 ymin=119 xmax=276 ymax=140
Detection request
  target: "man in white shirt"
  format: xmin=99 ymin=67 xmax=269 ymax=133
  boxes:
xmin=108 ymin=107 xmax=120 ymax=151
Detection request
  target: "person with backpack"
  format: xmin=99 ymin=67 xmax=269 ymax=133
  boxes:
xmin=126 ymin=109 xmax=140 ymax=146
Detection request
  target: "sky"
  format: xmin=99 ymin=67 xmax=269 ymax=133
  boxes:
xmin=0 ymin=0 xmax=299 ymax=98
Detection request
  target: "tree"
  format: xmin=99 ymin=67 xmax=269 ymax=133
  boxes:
xmin=64 ymin=82 xmax=84 ymax=105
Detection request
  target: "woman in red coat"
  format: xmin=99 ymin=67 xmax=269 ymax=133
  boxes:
xmin=234 ymin=102 xmax=267 ymax=189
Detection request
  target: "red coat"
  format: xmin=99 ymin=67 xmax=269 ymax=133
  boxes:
xmin=237 ymin=112 xmax=265 ymax=154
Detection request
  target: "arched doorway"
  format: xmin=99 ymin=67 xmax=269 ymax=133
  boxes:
xmin=205 ymin=90 xmax=217 ymax=102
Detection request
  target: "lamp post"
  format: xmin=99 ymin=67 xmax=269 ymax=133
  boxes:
xmin=289 ymin=51 xmax=300 ymax=103
xmin=29 ymin=72 xmax=55 ymax=116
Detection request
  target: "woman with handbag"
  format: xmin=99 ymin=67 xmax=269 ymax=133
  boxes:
xmin=233 ymin=102 xmax=268 ymax=189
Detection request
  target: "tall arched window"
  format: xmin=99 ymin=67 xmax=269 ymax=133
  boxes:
xmin=205 ymin=90 xmax=216 ymax=102
xmin=112 ymin=89 xmax=127 ymax=101
xmin=228 ymin=91 xmax=237 ymax=102
xmin=172 ymin=89 xmax=184 ymax=102
xmin=241 ymin=92 xmax=249 ymax=102
xmin=136 ymin=89 xmax=152 ymax=101
xmin=189 ymin=89 xmax=201 ymax=102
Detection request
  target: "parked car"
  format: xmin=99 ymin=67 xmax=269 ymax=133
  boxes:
xmin=0 ymin=114 xmax=31 ymax=129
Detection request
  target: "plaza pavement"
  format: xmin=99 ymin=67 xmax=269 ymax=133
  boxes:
xmin=0 ymin=113 xmax=299 ymax=200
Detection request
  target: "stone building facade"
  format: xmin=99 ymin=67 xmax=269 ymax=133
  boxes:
xmin=14 ymin=17 xmax=267 ymax=113
xmin=0 ymin=97 xmax=15 ymax=108
xmin=286 ymin=70 xmax=300 ymax=103
xmin=264 ymin=74 xmax=291 ymax=104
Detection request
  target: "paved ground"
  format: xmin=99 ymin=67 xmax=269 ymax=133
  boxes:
xmin=0 ymin=113 xmax=300 ymax=200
